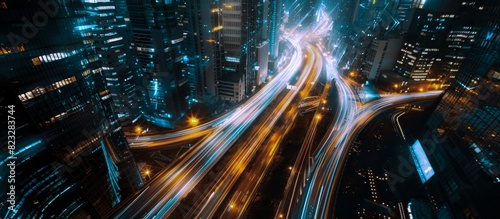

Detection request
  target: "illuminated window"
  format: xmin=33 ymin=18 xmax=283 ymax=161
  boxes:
xmin=32 ymin=57 xmax=42 ymax=66
xmin=18 ymin=76 xmax=77 ymax=102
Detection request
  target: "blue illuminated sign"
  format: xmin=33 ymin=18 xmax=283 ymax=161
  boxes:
xmin=410 ymin=140 xmax=435 ymax=183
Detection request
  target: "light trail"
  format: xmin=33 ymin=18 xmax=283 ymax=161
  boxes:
xmin=214 ymin=43 xmax=323 ymax=219
xmin=278 ymin=6 xmax=443 ymax=219
xmin=108 ymin=36 xmax=305 ymax=218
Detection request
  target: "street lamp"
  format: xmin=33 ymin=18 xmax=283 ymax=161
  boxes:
xmin=135 ymin=126 xmax=142 ymax=134
xmin=189 ymin=117 xmax=199 ymax=126
xmin=144 ymin=169 xmax=151 ymax=180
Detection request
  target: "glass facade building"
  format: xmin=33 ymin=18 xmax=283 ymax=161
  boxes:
xmin=178 ymin=0 xmax=222 ymax=104
xmin=416 ymin=0 xmax=500 ymax=217
xmin=268 ymin=0 xmax=282 ymax=59
xmin=0 ymin=0 xmax=142 ymax=217
xmin=126 ymin=0 xmax=190 ymax=128
xmin=394 ymin=9 xmax=455 ymax=81
xmin=83 ymin=0 xmax=141 ymax=125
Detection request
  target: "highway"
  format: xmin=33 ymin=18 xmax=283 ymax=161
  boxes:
xmin=108 ymin=36 xmax=305 ymax=218
xmin=212 ymin=43 xmax=323 ymax=219
xmin=272 ymin=6 xmax=443 ymax=218
xmin=296 ymin=89 xmax=441 ymax=219
xmin=114 ymin=5 xmax=443 ymax=218
xmin=202 ymin=16 xmax=335 ymax=219
xmin=126 ymin=40 xmax=298 ymax=149
xmin=275 ymin=40 xmax=359 ymax=218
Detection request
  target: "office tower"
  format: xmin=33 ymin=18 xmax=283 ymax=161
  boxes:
xmin=177 ymin=0 xmax=221 ymax=105
xmin=221 ymin=0 xmax=245 ymax=88
xmin=394 ymin=9 xmax=455 ymax=81
xmin=362 ymin=36 xmax=403 ymax=81
xmin=410 ymin=0 xmax=500 ymax=217
xmin=247 ymin=0 xmax=269 ymax=86
xmin=429 ymin=1 xmax=482 ymax=89
xmin=428 ymin=26 xmax=478 ymax=89
xmin=268 ymin=0 xmax=282 ymax=59
xmin=83 ymin=0 xmax=141 ymax=125
xmin=254 ymin=41 xmax=269 ymax=85
xmin=0 ymin=0 xmax=143 ymax=217
xmin=126 ymin=0 xmax=190 ymax=128
xmin=394 ymin=0 xmax=416 ymax=30
xmin=221 ymin=0 xmax=244 ymax=69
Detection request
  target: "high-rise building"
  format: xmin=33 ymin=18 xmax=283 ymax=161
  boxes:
xmin=126 ymin=0 xmax=190 ymax=128
xmin=0 ymin=0 xmax=143 ymax=217
xmin=394 ymin=0 xmax=416 ymax=30
xmin=83 ymin=0 xmax=141 ymax=125
xmin=362 ymin=35 xmax=403 ymax=81
xmin=394 ymin=9 xmax=455 ymax=81
xmin=410 ymin=0 xmax=500 ymax=217
xmin=428 ymin=25 xmax=479 ymax=89
xmin=219 ymin=0 xmax=248 ymax=98
xmin=268 ymin=0 xmax=283 ymax=59
xmin=428 ymin=0 xmax=482 ymax=89
xmin=178 ymin=0 xmax=222 ymax=105
xmin=247 ymin=0 xmax=269 ymax=86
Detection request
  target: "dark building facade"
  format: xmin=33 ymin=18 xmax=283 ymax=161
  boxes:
xmin=83 ymin=0 xmax=141 ymax=125
xmin=268 ymin=0 xmax=282 ymax=59
xmin=411 ymin=0 xmax=500 ymax=217
xmin=126 ymin=0 xmax=190 ymax=128
xmin=394 ymin=9 xmax=455 ymax=82
xmin=429 ymin=0 xmax=482 ymax=89
xmin=0 ymin=0 xmax=143 ymax=218
xmin=178 ymin=0 xmax=222 ymax=105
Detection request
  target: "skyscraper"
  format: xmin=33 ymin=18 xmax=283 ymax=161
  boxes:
xmin=268 ymin=0 xmax=283 ymax=59
xmin=411 ymin=0 xmax=500 ymax=217
xmin=83 ymin=0 xmax=141 ymax=125
xmin=394 ymin=9 xmax=455 ymax=81
xmin=179 ymin=0 xmax=222 ymax=105
xmin=247 ymin=0 xmax=269 ymax=86
xmin=0 ymin=0 xmax=143 ymax=217
xmin=218 ymin=0 xmax=247 ymax=98
xmin=126 ymin=0 xmax=190 ymax=128
xmin=362 ymin=35 xmax=403 ymax=81
xmin=428 ymin=0 xmax=482 ymax=89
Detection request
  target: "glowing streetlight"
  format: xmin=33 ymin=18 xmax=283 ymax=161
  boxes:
xmin=144 ymin=169 xmax=151 ymax=180
xmin=316 ymin=114 xmax=322 ymax=120
xmin=189 ymin=117 xmax=199 ymax=126
xmin=135 ymin=126 xmax=142 ymax=134
xmin=419 ymin=88 xmax=424 ymax=92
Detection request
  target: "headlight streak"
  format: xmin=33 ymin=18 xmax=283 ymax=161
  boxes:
xmin=113 ymin=37 xmax=305 ymax=218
